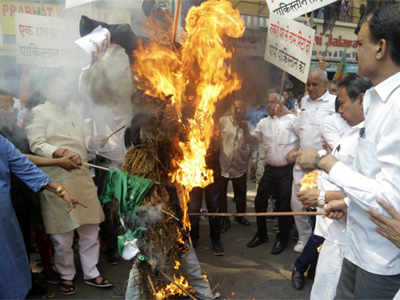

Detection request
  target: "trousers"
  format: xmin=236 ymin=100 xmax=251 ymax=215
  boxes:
xmin=189 ymin=179 xmax=221 ymax=243
xmin=219 ymin=173 xmax=247 ymax=213
xmin=290 ymin=166 xmax=313 ymax=243
xmin=51 ymin=224 xmax=101 ymax=281
xmin=335 ymin=258 xmax=400 ymax=300
xmin=294 ymin=234 xmax=324 ymax=274
xmin=254 ymin=164 xmax=293 ymax=241
xmin=311 ymin=239 xmax=346 ymax=300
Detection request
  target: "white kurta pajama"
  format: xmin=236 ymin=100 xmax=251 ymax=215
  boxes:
xmin=26 ymin=101 xmax=105 ymax=280
xmin=310 ymin=122 xmax=362 ymax=300
xmin=291 ymin=91 xmax=336 ymax=244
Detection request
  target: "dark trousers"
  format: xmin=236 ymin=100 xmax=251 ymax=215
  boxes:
xmin=94 ymin=158 xmax=119 ymax=256
xmin=189 ymin=179 xmax=221 ymax=243
xmin=219 ymin=173 xmax=247 ymax=213
xmin=254 ymin=164 xmax=293 ymax=242
xmin=295 ymin=234 xmax=324 ymax=273
xmin=335 ymin=258 xmax=400 ymax=300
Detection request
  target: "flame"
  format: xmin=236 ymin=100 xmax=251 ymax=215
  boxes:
xmin=176 ymin=227 xmax=185 ymax=246
xmin=299 ymin=170 xmax=319 ymax=192
xmin=133 ymin=0 xmax=244 ymax=231
xmin=155 ymin=275 xmax=195 ymax=300
xmin=174 ymin=260 xmax=181 ymax=270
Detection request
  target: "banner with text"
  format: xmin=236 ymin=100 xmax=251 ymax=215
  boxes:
xmin=264 ymin=14 xmax=315 ymax=83
xmin=265 ymin=0 xmax=337 ymax=19
xmin=15 ymin=14 xmax=67 ymax=67
xmin=1 ymin=1 xmax=60 ymax=35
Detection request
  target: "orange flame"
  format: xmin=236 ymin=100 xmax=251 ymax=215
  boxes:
xmin=132 ymin=0 xmax=245 ymax=231
xmin=155 ymin=275 xmax=195 ymax=300
xmin=299 ymin=170 xmax=319 ymax=191
xmin=174 ymin=260 xmax=181 ymax=270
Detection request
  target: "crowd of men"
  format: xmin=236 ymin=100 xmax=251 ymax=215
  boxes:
xmin=1 ymin=3 xmax=400 ymax=300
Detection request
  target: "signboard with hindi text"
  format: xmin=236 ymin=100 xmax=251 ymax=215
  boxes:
xmin=1 ymin=1 xmax=60 ymax=35
xmin=265 ymin=0 xmax=337 ymax=19
xmin=264 ymin=13 xmax=315 ymax=83
xmin=15 ymin=14 xmax=68 ymax=67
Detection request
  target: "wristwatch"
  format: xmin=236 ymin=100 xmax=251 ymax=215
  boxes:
xmin=317 ymin=190 xmax=326 ymax=207
xmin=314 ymin=149 xmax=328 ymax=169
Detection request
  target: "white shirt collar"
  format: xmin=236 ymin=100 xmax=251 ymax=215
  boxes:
xmin=352 ymin=121 xmax=365 ymax=130
xmin=371 ymin=71 xmax=400 ymax=103
xmin=306 ymin=90 xmax=331 ymax=103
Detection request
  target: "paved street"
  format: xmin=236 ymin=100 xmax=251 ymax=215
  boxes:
xmin=30 ymin=181 xmax=312 ymax=300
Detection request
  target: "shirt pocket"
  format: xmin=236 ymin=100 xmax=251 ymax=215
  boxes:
xmin=356 ymin=138 xmax=379 ymax=177
xmin=278 ymin=129 xmax=298 ymax=145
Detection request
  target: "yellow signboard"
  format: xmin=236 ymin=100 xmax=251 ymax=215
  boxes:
xmin=0 ymin=1 xmax=60 ymax=35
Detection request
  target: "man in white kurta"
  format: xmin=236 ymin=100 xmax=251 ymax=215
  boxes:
xmin=26 ymin=76 xmax=111 ymax=291
xmin=287 ymin=68 xmax=336 ymax=252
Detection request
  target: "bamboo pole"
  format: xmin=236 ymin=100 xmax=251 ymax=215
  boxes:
xmin=189 ymin=211 xmax=325 ymax=217
xmin=83 ymin=162 xmax=110 ymax=171
xmin=172 ymin=0 xmax=182 ymax=43
xmin=159 ymin=271 xmax=198 ymax=300
xmin=147 ymin=275 xmax=156 ymax=297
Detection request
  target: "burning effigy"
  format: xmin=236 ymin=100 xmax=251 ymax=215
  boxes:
xmin=80 ymin=0 xmax=245 ymax=299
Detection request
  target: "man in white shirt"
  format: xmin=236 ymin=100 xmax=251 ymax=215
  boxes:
xmin=297 ymin=74 xmax=372 ymax=299
xmin=219 ymin=99 xmax=251 ymax=226
xmin=297 ymin=5 xmax=400 ymax=297
xmin=245 ymin=93 xmax=298 ymax=254
xmin=286 ymin=68 xmax=336 ymax=253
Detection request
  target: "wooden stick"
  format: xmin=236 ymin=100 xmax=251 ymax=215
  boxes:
xmin=172 ymin=0 xmax=182 ymax=43
xmin=189 ymin=211 xmax=325 ymax=217
xmin=162 ymin=209 xmax=180 ymax=222
xmin=147 ymin=275 xmax=156 ymax=297
xmin=160 ymin=271 xmax=197 ymax=300
xmin=83 ymin=162 xmax=164 ymax=185
xmin=105 ymin=124 xmax=127 ymax=141
xmin=83 ymin=162 xmax=111 ymax=171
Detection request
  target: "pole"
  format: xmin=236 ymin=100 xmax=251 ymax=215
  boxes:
xmin=172 ymin=0 xmax=182 ymax=43
xmin=189 ymin=211 xmax=325 ymax=217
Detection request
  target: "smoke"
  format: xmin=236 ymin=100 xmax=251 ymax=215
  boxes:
xmin=0 ymin=1 xmax=157 ymax=145
xmin=134 ymin=203 xmax=163 ymax=229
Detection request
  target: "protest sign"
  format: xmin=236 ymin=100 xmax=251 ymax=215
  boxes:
xmin=265 ymin=0 xmax=337 ymax=19
xmin=264 ymin=13 xmax=315 ymax=83
xmin=15 ymin=14 xmax=68 ymax=67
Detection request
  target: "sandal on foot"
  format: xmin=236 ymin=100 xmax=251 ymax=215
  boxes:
xmin=84 ymin=276 xmax=113 ymax=288
xmin=59 ymin=280 xmax=76 ymax=295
